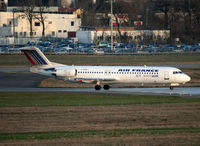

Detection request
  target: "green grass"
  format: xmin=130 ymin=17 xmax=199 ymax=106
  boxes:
xmin=0 ymin=53 xmax=200 ymax=66
xmin=0 ymin=92 xmax=200 ymax=107
xmin=48 ymin=53 xmax=200 ymax=65
xmin=1 ymin=127 xmax=200 ymax=141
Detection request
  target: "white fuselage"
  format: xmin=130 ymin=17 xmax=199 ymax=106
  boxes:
xmin=22 ymin=46 xmax=191 ymax=90
xmin=32 ymin=65 xmax=191 ymax=86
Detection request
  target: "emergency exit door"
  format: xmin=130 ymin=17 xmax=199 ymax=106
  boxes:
xmin=164 ymin=71 xmax=169 ymax=80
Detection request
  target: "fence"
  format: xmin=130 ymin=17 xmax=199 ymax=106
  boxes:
xmin=0 ymin=37 xmax=41 ymax=45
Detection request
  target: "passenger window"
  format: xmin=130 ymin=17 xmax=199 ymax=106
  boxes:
xmin=173 ymin=71 xmax=178 ymax=74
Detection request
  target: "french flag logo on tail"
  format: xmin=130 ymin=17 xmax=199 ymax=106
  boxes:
xmin=21 ymin=47 xmax=51 ymax=66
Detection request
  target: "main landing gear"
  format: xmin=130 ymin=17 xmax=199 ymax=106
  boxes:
xmin=170 ymin=86 xmax=174 ymax=90
xmin=95 ymin=85 xmax=101 ymax=90
xmin=95 ymin=85 xmax=110 ymax=90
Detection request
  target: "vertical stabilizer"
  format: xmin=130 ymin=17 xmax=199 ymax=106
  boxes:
xmin=21 ymin=46 xmax=51 ymax=66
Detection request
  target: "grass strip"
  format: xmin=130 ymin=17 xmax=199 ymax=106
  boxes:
xmin=0 ymin=127 xmax=200 ymax=141
xmin=0 ymin=92 xmax=200 ymax=107
xmin=0 ymin=53 xmax=200 ymax=66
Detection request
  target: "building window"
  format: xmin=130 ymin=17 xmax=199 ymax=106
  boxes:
xmin=58 ymin=30 xmax=62 ymax=33
xmin=71 ymin=21 xmax=74 ymax=26
xmin=48 ymin=21 xmax=52 ymax=24
xmin=63 ymin=30 xmax=67 ymax=33
xmin=35 ymin=22 xmax=40 ymax=26
xmin=20 ymin=32 xmax=23 ymax=36
xmin=14 ymin=32 xmax=18 ymax=37
xmin=24 ymin=32 xmax=26 ymax=36
xmin=32 ymin=32 xmax=36 ymax=35
xmin=52 ymin=31 xmax=55 ymax=36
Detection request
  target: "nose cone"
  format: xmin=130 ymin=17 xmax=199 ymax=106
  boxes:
xmin=184 ymin=74 xmax=191 ymax=83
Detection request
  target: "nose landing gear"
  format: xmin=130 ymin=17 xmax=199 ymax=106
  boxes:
xmin=170 ymin=86 xmax=174 ymax=90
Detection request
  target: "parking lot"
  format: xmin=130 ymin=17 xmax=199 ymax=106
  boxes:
xmin=0 ymin=40 xmax=200 ymax=55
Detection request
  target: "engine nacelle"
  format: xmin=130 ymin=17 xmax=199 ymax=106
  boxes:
xmin=52 ymin=69 xmax=77 ymax=77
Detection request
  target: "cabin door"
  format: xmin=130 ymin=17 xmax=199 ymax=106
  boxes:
xmin=164 ymin=71 xmax=169 ymax=80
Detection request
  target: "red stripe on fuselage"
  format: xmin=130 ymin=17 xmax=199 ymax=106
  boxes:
xmin=24 ymin=51 xmax=36 ymax=65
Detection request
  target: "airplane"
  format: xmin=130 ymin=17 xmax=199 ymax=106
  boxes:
xmin=21 ymin=46 xmax=191 ymax=90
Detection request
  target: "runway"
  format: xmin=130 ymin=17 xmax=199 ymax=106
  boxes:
xmin=0 ymin=71 xmax=47 ymax=88
xmin=0 ymin=87 xmax=200 ymax=96
xmin=0 ymin=67 xmax=200 ymax=96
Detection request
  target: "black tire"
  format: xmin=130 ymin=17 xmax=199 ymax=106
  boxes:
xmin=103 ymin=85 xmax=110 ymax=90
xmin=95 ymin=85 xmax=101 ymax=90
xmin=170 ymin=86 xmax=174 ymax=90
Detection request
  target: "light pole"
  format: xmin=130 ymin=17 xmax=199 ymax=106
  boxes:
xmin=110 ymin=0 xmax=113 ymax=51
xmin=12 ymin=9 xmax=16 ymax=44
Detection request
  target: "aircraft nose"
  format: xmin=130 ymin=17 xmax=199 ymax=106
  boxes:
xmin=184 ymin=74 xmax=191 ymax=82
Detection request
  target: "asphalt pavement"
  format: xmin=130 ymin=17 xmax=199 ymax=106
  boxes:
xmin=0 ymin=67 xmax=199 ymax=96
xmin=0 ymin=68 xmax=46 ymax=88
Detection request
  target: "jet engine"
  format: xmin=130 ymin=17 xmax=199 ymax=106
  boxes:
xmin=52 ymin=69 xmax=77 ymax=77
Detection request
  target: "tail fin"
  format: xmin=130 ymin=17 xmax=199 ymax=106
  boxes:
xmin=21 ymin=46 xmax=51 ymax=66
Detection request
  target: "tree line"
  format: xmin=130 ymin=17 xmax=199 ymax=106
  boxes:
xmin=7 ymin=0 xmax=200 ymax=44
xmin=77 ymin=0 xmax=200 ymax=44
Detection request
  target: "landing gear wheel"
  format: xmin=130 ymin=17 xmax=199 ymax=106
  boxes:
xmin=103 ymin=85 xmax=110 ymax=90
xmin=95 ymin=85 xmax=101 ymax=90
xmin=170 ymin=86 xmax=174 ymax=90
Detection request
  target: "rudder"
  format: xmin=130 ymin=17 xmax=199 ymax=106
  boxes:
xmin=21 ymin=46 xmax=51 ymax=66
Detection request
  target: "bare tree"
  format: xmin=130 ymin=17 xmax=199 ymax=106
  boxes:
xmin=0 ymin=1 xmax=7 ymax=11
xmin=34 ymin=1 xmax=47 ymax=37
xmin=187 ymin=0 xmax=200 ymax=43
xmin=112 ymin=1 xmax=129 ymax=43
xmin=169 ymin=0 xmax=200 ymax=43
xmin=20 ymin=0 xmax=36 ymax=37
xmin=152 ymin=0 xmax=171 ymax=29
xmin=75 ymin=0 xmax=200 ymax=43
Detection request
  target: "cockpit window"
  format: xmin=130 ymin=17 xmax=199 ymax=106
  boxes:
xmin=173 ymin=71 xmax=183 ymax=74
